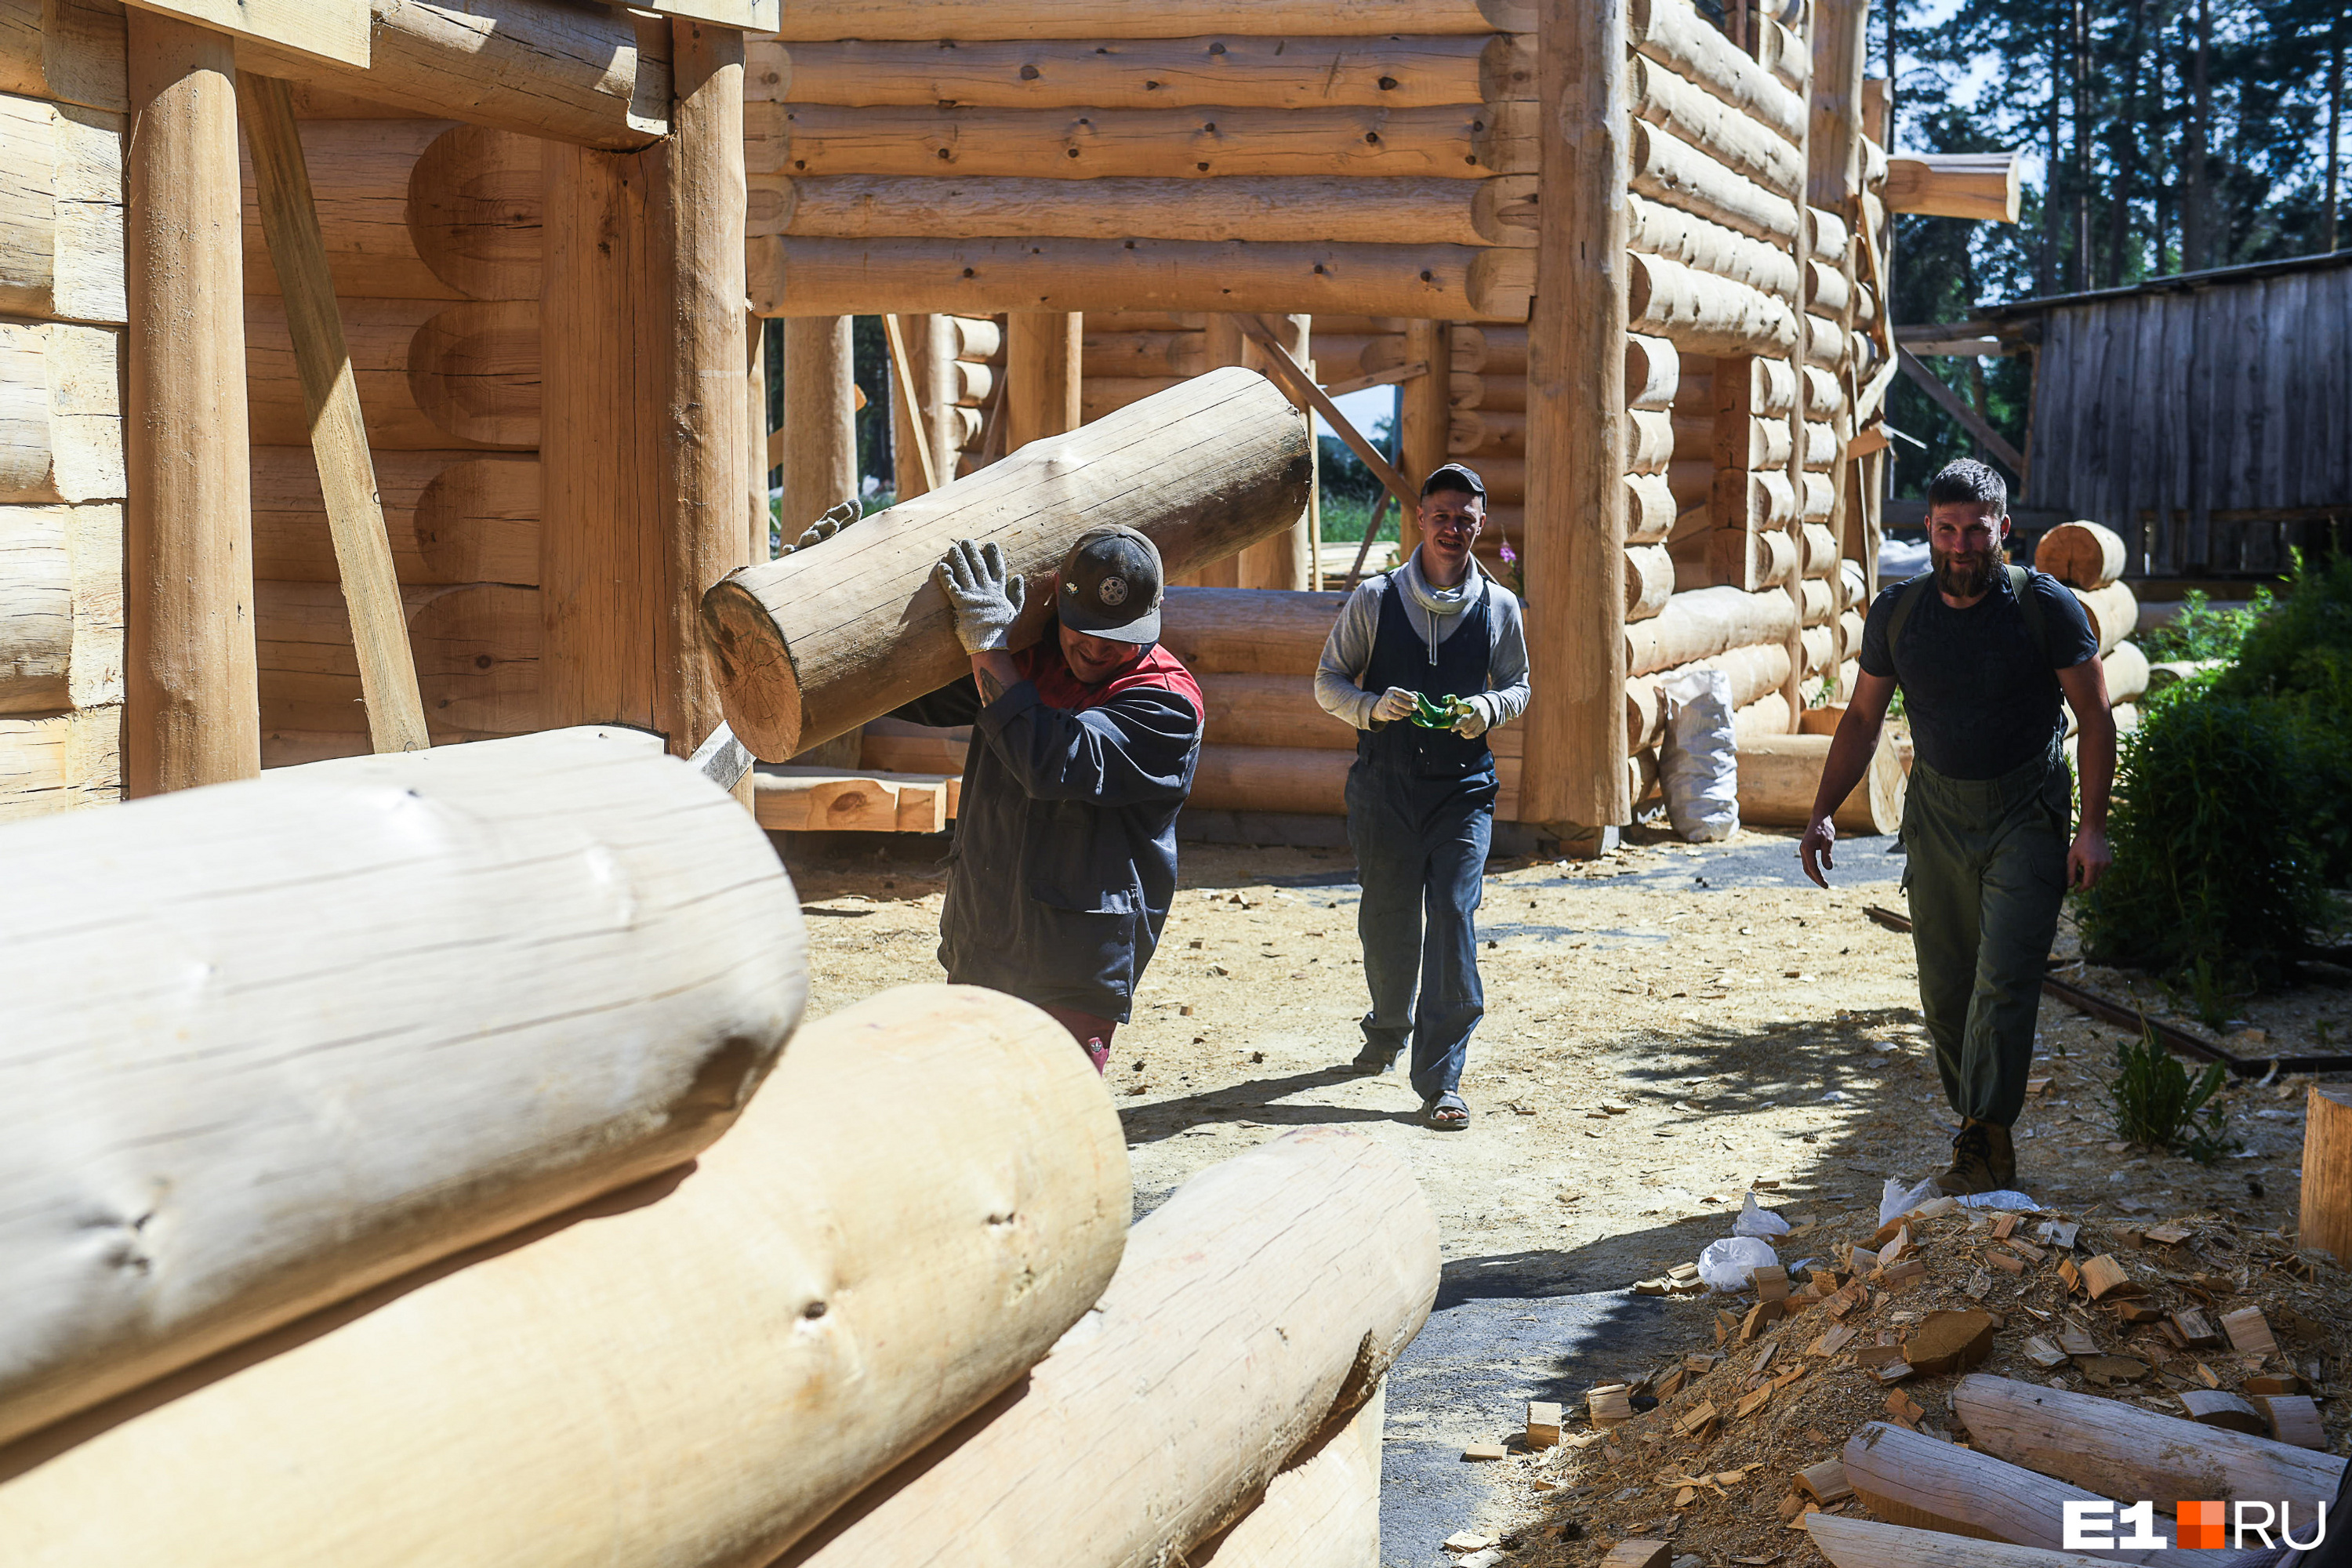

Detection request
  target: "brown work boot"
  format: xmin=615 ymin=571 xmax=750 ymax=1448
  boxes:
xmin=1934 ymin=1120 xmax=1998 ymax=1196
xmin=1985 ymin=1121 xmax=2016 ymax=1189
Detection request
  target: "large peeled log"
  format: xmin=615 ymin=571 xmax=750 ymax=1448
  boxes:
xmin=702 ymin=367 xmax=1313 ymax=759
xmin=1737 ymin=731 xmax=1906 ymax=835
xmin=779 ymin=1126 xmax=1437 ymax=1568
xmin=1628 ymin=251 xmax=1798 ymax=358
xmin=1626 ymin=585 xmax=1798 ymax=677
xmin=1191 ymin=1384 xmax=1386 ymax=1567
xmin=2035 ymin=520 xmax=2126 ymax=590
xmin=0 ymin=728 xmax=807 ymax=1450
xmin=0 ymin=984 xmax=1127 ymax=1567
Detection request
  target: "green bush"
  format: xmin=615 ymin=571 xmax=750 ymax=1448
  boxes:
xmin=2213 ymin=549 xmax=2352 ymax=884
xmin=2104 ymin=1025 xmax=2234 ymax=1163
xmin=2136 ymin=587 xmax=2272 ymax=662
xmin=2075 ymin=686 xmax=2335 ymax=989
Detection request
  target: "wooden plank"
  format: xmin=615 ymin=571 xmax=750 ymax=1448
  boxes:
xmin=240 ymin=74 xmax=427 ymax=756
xmin=597 ymin=0 xmax=776 ymax=29
xmin=1521 ymin=0 xmax=1629 ymax=827
xmin=768 ymin=1 xmax=1532 ymax=41
xmin=123 ymin=0 xmax=368 ymax=68
xmin=752 ymin=765 xmax=960 ymax=832
xmin=1239 ymin=317 xmax=1418 ymax=517
xmin=123 ymin=10 xmax=256 ymax=794
xmin=1898 ymin=349 xmax=2025 ymax=477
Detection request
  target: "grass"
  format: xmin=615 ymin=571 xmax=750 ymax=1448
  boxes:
xmin=2104 ymin=1025 xmax=2234 ymax=1163
xmin=2137 ymin=587 xmax=2274 ymax=662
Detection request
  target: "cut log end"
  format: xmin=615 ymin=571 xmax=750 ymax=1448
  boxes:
xmin=701 ymin=578 xmax=808 ymax=760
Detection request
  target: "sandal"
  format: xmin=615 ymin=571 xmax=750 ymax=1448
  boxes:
xmin=1422 ymin=1093 xmax=1470 ymax=1131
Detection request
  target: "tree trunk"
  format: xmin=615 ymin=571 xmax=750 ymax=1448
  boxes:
xmin=2301 ymin=1083 xmax=2352 ymax=1265
xmin=1807 ymin=1515 xmax=2124 ymax=1568
xmin=0 ymin=983 xmax=1127 ymax=1568
xmin=1189 ymin=1384 xmax=1385 ymax=1568
xmin=701 ymin=368 xmax=1313 ymax=758
xmin=1841 ymin=1421 xmax=2172 ymax=1564
xmin=1159 ymin=585 xmax=1347 ymax=676
xmin=0 ymin=727 xmax=805 ymax=1453
xmin=777 ymin=1127 xmax=1438 ymax=1568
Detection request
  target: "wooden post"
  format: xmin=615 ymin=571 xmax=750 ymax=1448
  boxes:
xmin=241 ymin=74 xmax=428 ymax=755
xmin=662 ymin=16 xmax=752 ymax=768
xmin=1813 ymin=0 xmax=1869 ymax=695
xmin=1522 ymin=0 xmax=1630 ymax=830
xmin=2305 ymin=1084 xmax=2352 ymax=1266
xmin=1004 ymin=310 xmax=1080 ymax=451
xmin=124 ymin=11 xmax=258 ymax=795
xmin=749 ymin=312 xmax=772 ymax=562
xmin=1400 ymin=318 xmax=1453 ymax=488
xmin=1180 ymin=314 xmax=1253 ymax=588
xmin=1779 ymin=8 xmax=1814 ymax=724
xmin=541 ymin=18 xmax=749 ymax=760
xmin=779 ymin=316 xmax=858 ymax=535
xmin=883 ymin=313 xmax=938 ymax=497
xmin=1236 ymin=311 xmax=1313 ymax=591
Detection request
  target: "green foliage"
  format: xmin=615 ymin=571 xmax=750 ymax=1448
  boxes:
xmin=2214 ymin=550 xmax=2352 ymax=884
xmin=2136 ymin=587 xmax=2274 ymax=662
xmin=2075 ymin=688 xmax=2335 ymax=989
xmin=2104 ymin=1025 xmax=2234 ymax=1163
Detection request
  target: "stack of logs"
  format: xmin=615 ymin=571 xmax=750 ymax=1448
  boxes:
xmin=0 ymin=726 xmax=1438 ymax=1568
xmin=889 ymin=310 xmax=1001 ymax=498
xmin=240 ymin=112 xmax=543 ymax=768
xmin=2035 ymin=517 xmax=2148 ymax=741
xmin=0 ymin=16 xmax=129 ymax=817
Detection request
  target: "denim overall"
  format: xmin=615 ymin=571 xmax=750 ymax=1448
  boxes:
xmin=1345 ymin=578 xmax=1498 ymax=1104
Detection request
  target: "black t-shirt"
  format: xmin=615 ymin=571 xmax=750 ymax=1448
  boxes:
xmin=1857 ymin=567 xmax=2100 ymax=780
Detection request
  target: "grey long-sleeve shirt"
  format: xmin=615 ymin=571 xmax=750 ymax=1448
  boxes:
xmin=1313 ymin=550 xmax=1532 ymax=731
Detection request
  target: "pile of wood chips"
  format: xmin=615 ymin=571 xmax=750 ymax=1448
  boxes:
xmin=1485 ymin=1192 xmax=2350 ymax=1566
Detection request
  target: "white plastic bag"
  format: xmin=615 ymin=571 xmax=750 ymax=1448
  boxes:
xmin=1733 ymin=1192 xmax=1791 ymax=1238
xmin=1696 ymin=1235 xmax=1778 ymax=1292
xmin=1881 ymin=1174 xmax=2040 ymax=1225
xmin=1658 ymin=669 xmax=1739 ymax=841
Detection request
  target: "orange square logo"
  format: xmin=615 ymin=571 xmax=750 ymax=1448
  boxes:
xmin=2178 ymin=1501 xmax=2227 ymax=1549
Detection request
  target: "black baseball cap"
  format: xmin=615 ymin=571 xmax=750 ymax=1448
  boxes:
xmin=1421 ymin=462 xmax=1486 ymax=500
xmin=1057 ymin=525 xmax=1164 ymax=644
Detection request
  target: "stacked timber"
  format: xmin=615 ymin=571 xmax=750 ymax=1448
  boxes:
xmin=232 ymin=113 xmax=547 ymax=768
xmin=747 ymin=7 xmax=1540 ymax=323
xmin=893 ymin=312 xmax=1000 ymax=497
xmin=2033 ymin=519 xmax=2143 ymax=723
xmin=0 ymin=20 xmax=129 ymax=818
xmin=0 ymin=733 xmax=1439 ymax=1566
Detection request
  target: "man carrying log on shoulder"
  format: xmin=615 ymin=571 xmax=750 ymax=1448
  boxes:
xmin=891 ymin=525 xmax=1205 ymax=1073
xmin=1315 ymin=463 xmax=1530 ymax=1132
xmin=1800 ymin=459 xmax=2114 ymax=1196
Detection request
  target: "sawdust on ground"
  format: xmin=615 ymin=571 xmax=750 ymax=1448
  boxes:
xmin=779 ymin=825 xmax=2350 ymax=1563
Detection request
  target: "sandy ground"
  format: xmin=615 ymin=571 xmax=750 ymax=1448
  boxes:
xmin=778 ymin=823 xmax=2344 ymax=1563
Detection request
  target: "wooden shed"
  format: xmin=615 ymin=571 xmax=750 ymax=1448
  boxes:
xmin=750 ymin=0 xmax=1938 ymax=836
xmin=0 ymin=0 xmax=770 ymax=822
xmin=1974 ymin=250 xmax=2352 ymax=579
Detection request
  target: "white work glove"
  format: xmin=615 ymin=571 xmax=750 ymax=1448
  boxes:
xmin=1371 ymin=687 xmax=1418 ymax=724
xmin=779 ymin=498 xmax=860 ymax=556
xmin=935 ymin=538 xmax=1027 ymax=654
xmin=1451 ymin=697 xmax=1490 ymax=739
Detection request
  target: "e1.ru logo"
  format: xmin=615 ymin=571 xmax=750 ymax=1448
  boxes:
xmin=2063 ymin=1499 xmax=2325 ymax=1550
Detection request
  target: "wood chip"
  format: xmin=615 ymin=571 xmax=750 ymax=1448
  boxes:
xmin=2023 ymin=1334 xmax=2070 ymax=1370
xmin=2254 ymin=1393 xmax=2327 ymax=1450
xmin=2058 ymin=1257 xmax=2082 ymax=1292
xmin=1878 ymin=1258 xmax=1926 ymax=1291
xmin=2171 ymin=1308 xmax=2222 ymax=1348
xmin=1677 ymin=1400 xmax=1719 ymax=1436
xmin=1991 ymin=1214 xmax=2019 ymax=1240
xmin=1885 ymin=1389 xmax=1927 ymax=1426
xmin=2003 ymin=1236 xmax=2049 ymax=1263
xmin=1527 ymin=1400 xmax=1562 ymax=1448
xmin=2143 ymin=1222 xmax=2192 ymax=1246
xmin=1873 ymin=1360 xmax=1916 ymax=1385
xmin=1752 ymin=1264 xmax=1790 ymax=1301
xmin=1736 ymin=1385 xmax=1773 ymax=1418
xmin=1599 ymin=1544 xmax=1671 ymax=1568
xmin=1443 ymin=1530 xmax=1497 ymax=1552
xmin=2222 ymin=1307 xmax=2278 ymax=1357
xmin=2245 ymin=1372 xmax=2303 ymax=1396
xmin=2041 ymin=1220 xmax=2081 ymax=1249
xmin=2178 ymin=1389 xmax=2267 ymax=1433
xmin=1809 ymin=1324 xmax=1857 ymax=1358
xmin=1797 ymin=1458 xmax=1853 ymax=1504
xmin=2080 ymin=1254 xmax=2141 ymax=1300
xmin=1675 ymin=1485 xmax=1697 ymax=1508
xmin=1588 ymin=1388 xmax=1634 ymax=1427
xmin=1904 ymin=1309 xmax=1996 ymax=1376
xmin=1963 ymin=1268 xmax=1992 ymax=1299
xmin=2196 ymin=1361 xmax=2221 ymax=1388
xmin=1987 ymin=1250 xmax=2026 ymax=1275
xmin=1461 ymin=1443 xmax=1508 ymax=1461
xmin=2114 ymin=1301 xmax=2164 ymax=1323
xmin=2057 ymin=1327 xmax=2103 ymax=1358
xmin=1655 ymin=1368 xmax=1686 ymax=1400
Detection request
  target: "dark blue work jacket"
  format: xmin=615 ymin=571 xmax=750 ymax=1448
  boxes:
xmin=895 ymin=637 xmax=1203 ymax=1022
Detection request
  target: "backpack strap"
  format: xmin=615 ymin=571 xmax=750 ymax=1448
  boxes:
xmin=2007 ymin=563 xmax=2055 ymax=667
xmin=1885 ymin=565 xmax=2057 ymax=669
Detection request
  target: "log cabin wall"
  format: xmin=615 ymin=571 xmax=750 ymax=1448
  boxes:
xmin=748 ymin=0 xmax=1910 ymax=829
xmin=0 ymin=1 xmax=127 ymax=820
xmin=244 ymin=111 xmax=543 ymax=768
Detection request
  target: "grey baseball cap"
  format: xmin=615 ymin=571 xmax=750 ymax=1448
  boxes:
xmin=1421 ymin=462 xmax=1486 ymax=500
xmin=1056 ymin=525 xmax=1164 ymax=644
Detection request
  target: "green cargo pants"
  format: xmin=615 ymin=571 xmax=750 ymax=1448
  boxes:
xmin=1900 ymin=742 xmax=2071 ymax=1130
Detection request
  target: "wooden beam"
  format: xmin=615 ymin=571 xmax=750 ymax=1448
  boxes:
xmin=1319 ymin=361 xmax=1428 ymax=399
xmin=1523 ymin=0 xmax=1630 ymax=826
xmin=1238 ymin=316 xmax=1418 ymax=518
xmin=700 ymin=370 xmax=1312 ymax=760
xmin=598 ymin=0 xmax=777 ymax=28
xmin=1004 ymin=310 xmax=1080 ymax=450
xmin=124 ymin=9 xmax=256 ymax=795
xmin=769 ymin=1 xmax=1534 ymax=41
xmin=882 ymin=314 xmax=938 ymax=494
xmin=125 ymin=0 xmax=368 ymax=68
xmin=779 ymin=317 xmax=858 ymax=535
xmin=240 ymin=74 xmax=426 ymax=755
xmin=1886 ymin=151 xmax=2022 ymax=223
xmin=1897 ymin=349 xmax=2027 ymax=477
xmin=662 ymin=16 xmax=752 ymax=778
xmin=233 ymin=0 xmax=673 ymax=153
xmin=1399 ymin=319 xmax=1452 ymax=490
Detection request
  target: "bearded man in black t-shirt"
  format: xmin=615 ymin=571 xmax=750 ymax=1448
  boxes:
xmin=1798 ymin=460 xmax=2115 ymax=1196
